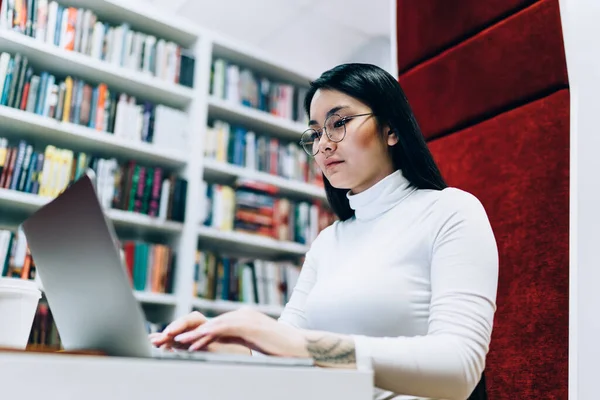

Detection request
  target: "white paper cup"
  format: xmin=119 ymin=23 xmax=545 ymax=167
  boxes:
xmin=0 ymin=277 xmax=42 ymax=349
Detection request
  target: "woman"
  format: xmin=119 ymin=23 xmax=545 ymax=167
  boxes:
xmin=150 ymin=63 xmax=498 ymax=400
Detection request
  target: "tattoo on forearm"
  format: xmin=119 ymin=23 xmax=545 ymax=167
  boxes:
xmin=305 ymin=335 xmax=357 ymax=366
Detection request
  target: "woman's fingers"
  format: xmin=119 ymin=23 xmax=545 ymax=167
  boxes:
xmin=179 ymin=318 xmax=249 ymax=351
xmin=163 ymin=311 xmax=207 ymax=336
xmin=174 ymin=318 xmax=227 ymax=346
xmin=188 ymin=333 xmax=217 ymax=351
xmin=149 ymin=311 xmax=208 ymax=348
xmin=164 ymin=309 xmax=265 ymax=353
xmin=174 ymin=325 xmax=210 ymax=344
xmin=149 ymin=332 xmax=170 ymax=346
xmin=150 ymin=330 xmax=182 ymax=346
xmin=150 ymin=332 xmax=190 ymax=349
xmin=188 ymin=334 xmax=259 ymax=353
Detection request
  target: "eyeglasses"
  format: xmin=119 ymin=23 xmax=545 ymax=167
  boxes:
xmin=299 ymin=112 xmax=373 ymax=156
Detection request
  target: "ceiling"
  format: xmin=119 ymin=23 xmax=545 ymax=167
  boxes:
xmin=143 ymin=0 xmax=393 ymax=79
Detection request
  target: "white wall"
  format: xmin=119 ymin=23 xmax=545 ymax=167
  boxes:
xmin=558 ymin=0 xmax=600 ymax=398
xmin=344 ymin=36 xmax=393 ymax=76
xmin=389 ymin=0 xmax=398 ymax=79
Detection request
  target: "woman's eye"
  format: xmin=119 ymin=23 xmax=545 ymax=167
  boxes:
xmin=334 ymin=118 xmax=349 ymax=128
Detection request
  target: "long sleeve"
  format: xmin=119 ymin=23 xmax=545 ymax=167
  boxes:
xmin=277 ymin=226 xmax=327 ymax=329
xmin=250 ymin=226 xmax=327 ymax=358
xmin=250 ymin=250 xmax=317 ymax=358
xmin=351 ymin=188 xmax=499 ymax=400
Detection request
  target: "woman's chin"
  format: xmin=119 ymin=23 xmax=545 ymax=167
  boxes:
xmin=326 ymin=175 xmax=352 ymax=190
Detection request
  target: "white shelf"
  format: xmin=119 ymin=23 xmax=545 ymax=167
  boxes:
xmin=0 ymin=0 xmax=327 ymax=324
xmin=0 ymin=29 xmax=195 ymax=110
xmin=37 ymin=281 xmax=177 ymax=306
xmin=0 ymin=188 xmax=183 ymax=235
xmin=192 ymin=297 xmax=284 ymax=318
xmin=211 ymin=35 xmax=314 ymax=87
xmin=58 ymin=0 xmax=199 ymax=48
xmin=0 ymin=105 xmax=188 ymax=169
xmin=134 ymin=291 xmax=178 ymax=306
xmin=203 ymin=158 xmax=326 ymax=201
xmin=0 ymin=187 xmax=47 ymax=213
xmin=197 ymin=225 xmax=309 ymax=259
xmin=208 ymin=96 xmax=308 ymax=142
xmin=107 ymin=209 xmax=184 ymax=234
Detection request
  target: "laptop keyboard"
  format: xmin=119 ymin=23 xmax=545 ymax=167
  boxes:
xmin=151 ymin=347 xmax=314 ymax=367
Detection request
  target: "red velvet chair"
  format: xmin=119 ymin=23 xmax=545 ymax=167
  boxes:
xmin=396 ymin=0 xmax=570 ymax=398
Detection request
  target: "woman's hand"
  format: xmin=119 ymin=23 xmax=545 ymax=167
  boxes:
xmin=149 ymin=311 xmax=208 ymax=350
xmin=172 ymin=307 xmax=310 ymax=358
xmin=150 ymin=307 xmax=358 ymax=368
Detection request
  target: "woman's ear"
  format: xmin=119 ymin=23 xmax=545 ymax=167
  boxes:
xmin=387 ymin=128 xmax=399 ymax=146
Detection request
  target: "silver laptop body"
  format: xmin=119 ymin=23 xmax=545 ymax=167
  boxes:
xmin=21 ymin=172 xmax=313 ymax=367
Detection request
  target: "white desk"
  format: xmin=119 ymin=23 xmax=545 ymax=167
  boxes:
xmin=0 ymin=352 xmax=374 ymax=400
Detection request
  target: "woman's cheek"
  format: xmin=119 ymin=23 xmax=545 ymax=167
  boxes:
xmin=354 ymin=128 xmax=377 ymax=148
xmin=313 ymin=156 xmax=324 ymax=172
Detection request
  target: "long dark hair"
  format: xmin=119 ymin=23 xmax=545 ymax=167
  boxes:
xmin=304 ymin=63 xmax=447 ymax=221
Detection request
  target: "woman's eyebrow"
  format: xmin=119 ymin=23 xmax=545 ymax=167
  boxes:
xmin=308 ymin=105 xmax=350 ymax=126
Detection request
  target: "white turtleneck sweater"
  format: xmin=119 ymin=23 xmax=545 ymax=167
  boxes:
xmin=278 ymin=170 xmax=499 ymax=400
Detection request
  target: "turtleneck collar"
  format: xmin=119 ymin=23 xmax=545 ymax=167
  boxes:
xmin=346 ymin=169 xmax=415 ymax=221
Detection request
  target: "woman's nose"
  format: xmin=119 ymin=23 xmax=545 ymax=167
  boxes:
xmin=318 ymin=132 xmax=336 ymax=153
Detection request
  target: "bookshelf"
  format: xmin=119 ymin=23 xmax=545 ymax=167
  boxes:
xmin=0 ymin=0 xmax=329 ymax=331
xmin=192 ymin=297 xmax=284 ymax=318
xmin=202 ymin=158 xmax=326 ymax=201
xmin=133 ymin=291 xmax=178 ymax=306
xmin=0 ymin=104 xmax=188 ymax=168
xmin=57 ymin=0 xmax=200 ymax=47
xmin=197 ymin=225 xmax=309 ymax=259
xmin=0 ymin=188 xmax=185 ymax=234
xmin=207 ymin=96 xmax=307 ymax=141
xmin=0 ymin=29 xmax=195 ymax=109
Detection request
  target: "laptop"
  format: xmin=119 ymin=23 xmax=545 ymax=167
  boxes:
xmin=21 ymin=171 xmax=313 ymax=367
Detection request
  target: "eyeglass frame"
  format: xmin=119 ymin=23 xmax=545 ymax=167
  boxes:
xmin=299 ymin=112 xmax=374 ymax=156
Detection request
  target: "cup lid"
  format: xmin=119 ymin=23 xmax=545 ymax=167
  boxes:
xmin=0 ymin=277 xmax=41 ymax=292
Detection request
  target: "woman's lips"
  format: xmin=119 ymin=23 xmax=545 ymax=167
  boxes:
xmin=325 ymin=160 xmax=344 ymax=169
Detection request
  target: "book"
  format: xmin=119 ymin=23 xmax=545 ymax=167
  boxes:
xmin=0 ymin=136 xmax=188 ymax=222
xmin=3 ymin=0 xmax=194 ymax=87
xmin=0 ymin=52 xmax=190 ymax=152
xmin=193 ymin=249 xmax=301 ymax=309
xmin=201 ymin=180 xmax=334 ymax=245
xmin=210 ymin=57 xmax=309 ymax=124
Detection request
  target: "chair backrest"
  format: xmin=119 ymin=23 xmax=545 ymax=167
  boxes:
xmin=396 ymin=0 xmax=570 ymax=398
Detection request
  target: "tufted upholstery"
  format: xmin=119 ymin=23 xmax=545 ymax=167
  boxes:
xmin=396 ymin=0 xmax=570 ymax=398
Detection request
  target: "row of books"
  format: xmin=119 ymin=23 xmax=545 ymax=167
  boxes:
xmin=210 ymin=58 xmax=308 ymax=124
xmin=120 ymin=240 xmax=176 ymax=294
xmin=2 ymin=232 xmax=60 ymax=349
xmin=1 ymin=0 xmax=195 ymax=87
xmin=0 ymin=52 xmax=188 ymax=152
xmin=28 ymin=301 xmax=61 ymax=349
xmin=0 ymin=138 xmax=188 ymax=222
xmin=201 ymin=181 xmax=335 ymax=245
xmin=110 ymin=160 xmax=187 ymax=222
xmin=28 ymin=298 xmax=173 ymax=349
xmin=205 ymin=119 xmax=323 ymax=187
xmin=0 ymin=227 xmax=35 ymax=279
xmin=193 ymin=250 xmax=301 ymax=308
xmin=26 ymin=288 xmax=170 ymax=350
